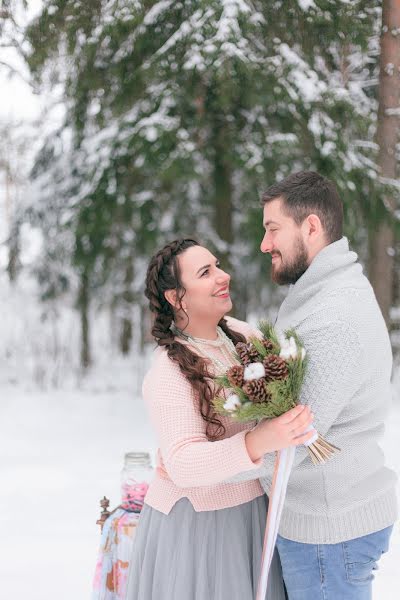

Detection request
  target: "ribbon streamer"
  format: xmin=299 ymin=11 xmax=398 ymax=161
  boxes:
xmin=256 ymin=446 xmax=296 ymax=600
xmin=256 ymin=425 xmax=318 ymax=599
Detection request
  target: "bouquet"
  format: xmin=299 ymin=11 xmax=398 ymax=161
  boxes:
xmin=213 ymin=320 xmax=339 ymax=465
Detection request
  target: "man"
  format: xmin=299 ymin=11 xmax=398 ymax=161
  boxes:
xmin=231 ymin=171 xmax=398 ymax=599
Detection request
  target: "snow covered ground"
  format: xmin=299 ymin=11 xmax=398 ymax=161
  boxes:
xmin=0 ymin=357 xmax=155 ymax=600
xmin=1 ymin=357 xmax=399 ymax=600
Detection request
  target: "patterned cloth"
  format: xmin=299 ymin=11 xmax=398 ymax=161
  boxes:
xmin=92 ymin=509 xmax=140 ymax=600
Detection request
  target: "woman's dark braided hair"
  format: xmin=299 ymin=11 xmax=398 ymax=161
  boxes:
xmin=145 ymin=239 xmax=246 ymax=440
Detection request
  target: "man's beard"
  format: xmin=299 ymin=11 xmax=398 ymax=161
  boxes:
xmin=271 ymin=237 xmax=309 ymax=285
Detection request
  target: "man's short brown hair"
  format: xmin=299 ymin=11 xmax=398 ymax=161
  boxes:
xmin=262 ymin=171 xmax=343 ymax=243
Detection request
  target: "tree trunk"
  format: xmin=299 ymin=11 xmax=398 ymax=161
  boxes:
xmin=7 ymin=220 xmax=20 ymax=282
xmin=78 ymin=270 xmax=91 ymax=369
xmin=392 ymin=246 xmax=400 ymax=356
xmin=213 ymin=125 xmax=234 ymax=250
xmin=120 ymin=317 xmax=132 ymax=355
xmin=119 ymin=260 xmax=134 ymax=355
xmin=212 ymin=120 xmax=246 ymax=316
xmin=140 ymin=303 xmax=146 ymax=352
xmin=369 ymin=0 xmax=400 ymax=326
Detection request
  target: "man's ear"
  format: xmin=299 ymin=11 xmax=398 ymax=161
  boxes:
xmin=164 ymin=289 xmax=178 ymax=308
xmin=305 ymin=213 xmax=323 ymax=239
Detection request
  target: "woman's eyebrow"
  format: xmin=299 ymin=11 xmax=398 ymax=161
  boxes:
xmin=196 ymin=263 xmax=211 ymax=274
xmin=196 ymin=259 xmax=219 ymax=275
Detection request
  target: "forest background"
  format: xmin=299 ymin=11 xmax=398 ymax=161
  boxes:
xmin=0 ymin=2 xmax=399 ymax=599
xmin=1 ymin=0 xmax=400 ymax=374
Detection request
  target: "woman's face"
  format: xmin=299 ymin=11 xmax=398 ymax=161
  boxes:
xmin=173 ymin=245 xmax=232 ymax=325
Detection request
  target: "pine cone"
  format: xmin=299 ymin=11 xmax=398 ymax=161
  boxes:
xmin=235 ymin=342 xmax=260 ymax=366
xmin=262 ymin=338 xmax=275 ymax=354
xmin=226 ymin=365 xmax=245 ymax=388
xmin=263 ymin=354 xmax=289 ymax=381
xmin=243 ymin=378 xmax=270 ymax=404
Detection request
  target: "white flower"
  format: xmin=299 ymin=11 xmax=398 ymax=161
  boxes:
xmin=301 ymin=347 xmax=306 ymax=360
xmin=223 ymin=393 xmax=242 ymax=412
xmin=277 ymin=332 xmax=287 ymax=349
xmin=243 ymin=362 xmax=266 ymax=381
xmin=279 ymin=336 xmax=298 ymax=360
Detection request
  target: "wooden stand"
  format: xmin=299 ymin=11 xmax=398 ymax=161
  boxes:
xmin=96 ymin=496 xmax=111 ymax=532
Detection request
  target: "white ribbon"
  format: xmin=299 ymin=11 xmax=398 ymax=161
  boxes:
xmin=256 ymin=422 xmax=318 ymax=599
xmin=303 ymin=423 xmax=319 ymax=446
xmin=256 ymin=446 xmax=295 ymax=600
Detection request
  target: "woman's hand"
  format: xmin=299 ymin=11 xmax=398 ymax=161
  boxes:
xmin=245 ymin=405 xmax=316 ymax=462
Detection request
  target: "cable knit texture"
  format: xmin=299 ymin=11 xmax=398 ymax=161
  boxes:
xmin=227 ymin=237 xmax=398 ymax=544
xmin=142 ymin=316 xmax=264 ymax=515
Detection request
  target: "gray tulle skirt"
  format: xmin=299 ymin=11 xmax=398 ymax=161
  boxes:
xmin=126 ymin=495 xmax=286 ymax=600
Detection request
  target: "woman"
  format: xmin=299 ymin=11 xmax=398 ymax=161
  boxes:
xmin=127 ymin=239 xmax=315 ymax=600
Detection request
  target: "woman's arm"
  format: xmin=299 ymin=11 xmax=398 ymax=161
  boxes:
xmin=144 ymin=353 xmax=314 ymax=488
xmin=144 ymin=357 xmax=261 ymax=488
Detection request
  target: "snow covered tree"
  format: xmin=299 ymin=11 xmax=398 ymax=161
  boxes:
xmin=0 ymin=1 xmax=31 ymax=283
xmin=25 ymin=0 xmax=399 ymax=364
xmin=369 ymin=0 xmax=400 ymax=327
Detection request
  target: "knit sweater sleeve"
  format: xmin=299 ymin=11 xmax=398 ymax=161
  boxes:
xmin=225 ymin=315 xmax=364 ymax=484
xmin=143 ymin=350 xmax=263 ymax=488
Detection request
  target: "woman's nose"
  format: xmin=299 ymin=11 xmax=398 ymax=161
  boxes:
xmin=216 ymin=269 xmax=230 ymax=284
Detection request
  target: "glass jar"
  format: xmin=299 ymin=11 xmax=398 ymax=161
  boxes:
xmin=120 ymin=451 xmax=153 ymax=512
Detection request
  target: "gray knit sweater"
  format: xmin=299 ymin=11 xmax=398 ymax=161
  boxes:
xmin=229 ymin=237 xmax=398 ymax=544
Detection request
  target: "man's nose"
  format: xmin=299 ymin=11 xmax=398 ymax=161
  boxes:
xmin=260 ymin=232 xmax=272 ymax=254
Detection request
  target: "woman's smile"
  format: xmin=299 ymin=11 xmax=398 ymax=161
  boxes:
xmin=213 ymin=285 xmax=230 ymax=298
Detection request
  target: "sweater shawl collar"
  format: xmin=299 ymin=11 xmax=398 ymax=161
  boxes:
xmin=276 ymin=237 xmax=366 ymax=328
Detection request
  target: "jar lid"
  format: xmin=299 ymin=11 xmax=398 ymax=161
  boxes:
xmin=124 ymin=451 xmax=152 ymax=467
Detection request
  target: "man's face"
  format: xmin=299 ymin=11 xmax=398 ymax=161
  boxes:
xmin=260 ymin=198 xmax=310 ymax=285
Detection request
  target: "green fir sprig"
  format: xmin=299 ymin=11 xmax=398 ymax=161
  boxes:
xmin=212 ymin=321 xmax=307 ymax=423
xmin=258 ymin=320 xmax=281 ymax=353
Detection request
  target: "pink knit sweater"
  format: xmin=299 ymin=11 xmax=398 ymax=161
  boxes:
xmin=143 ymin=316 xmax=264 ymax=514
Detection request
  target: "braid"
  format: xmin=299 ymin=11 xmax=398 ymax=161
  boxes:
xmin=145 ymin=239 xmax=198 ymax=346
xmin=145 ymin=240 xmax=246 ymax=440
xmin=146 ymin=254 xmax=173 ymax=346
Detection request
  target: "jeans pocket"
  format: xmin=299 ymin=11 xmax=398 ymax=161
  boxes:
xmin=343 ymin=526 xmax=393 ymax=584
xmin=345 ymin=558 xmax=377 ymax=583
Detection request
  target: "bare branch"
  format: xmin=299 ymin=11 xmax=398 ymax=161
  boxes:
xmin=0 ymin=59 xmax=33 ymax=87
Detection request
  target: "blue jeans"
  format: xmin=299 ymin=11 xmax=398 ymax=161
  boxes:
xmin=276 ymin=526 xmax=393 ymax=600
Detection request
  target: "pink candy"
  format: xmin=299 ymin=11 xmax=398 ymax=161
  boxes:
xmin=121 ymin=482 xmax=149 ymax=512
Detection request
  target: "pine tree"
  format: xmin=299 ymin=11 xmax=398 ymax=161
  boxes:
xmin=369 ymin=0 xmax=400 ymax=327
xmin=25 ymin=1 xmax=398 ymax=362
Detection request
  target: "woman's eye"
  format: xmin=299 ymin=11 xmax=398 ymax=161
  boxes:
xmin=201 ymin=269 xmax=209 ymax=277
